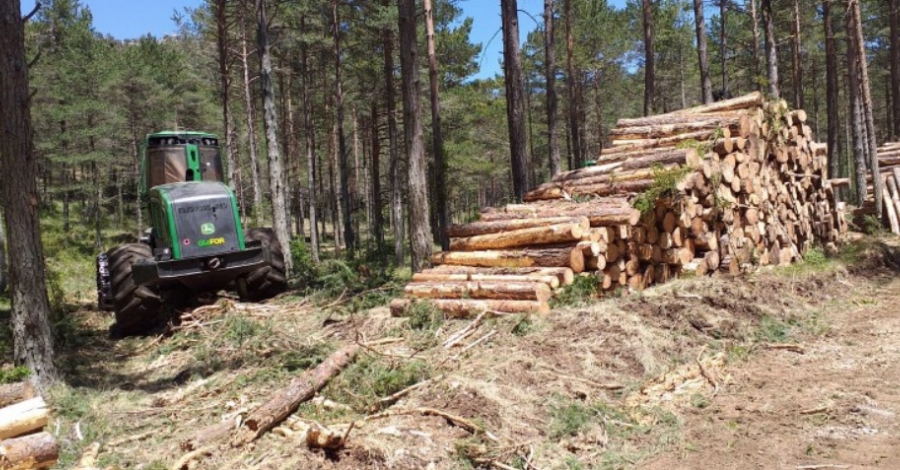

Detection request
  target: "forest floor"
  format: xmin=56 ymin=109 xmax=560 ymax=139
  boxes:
xmin=40 ymin=235 xmax=900 ymax=470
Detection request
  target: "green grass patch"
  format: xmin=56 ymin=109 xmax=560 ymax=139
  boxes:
xmin=323 ymin=354 xmax=432 ymax=413
xmin=551 ymin=275 xmax=600 ymax=307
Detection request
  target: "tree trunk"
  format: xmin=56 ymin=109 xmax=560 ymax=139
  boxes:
xmin=214 ymin=0 xmax=238 ymax=190
xmin=0 ymin=0 xmax=59 ymax=389
xmin=718 ymin=0 xmax=727 ymax=94
xmin=761 ymin=0 xmax=779 ymax=98
xmin=0 ymin=432 xmax=58 ymax=470
xmin=851 ymin=0 xmax=881 ymax=215
xmin=256 ymin=0 xmax=292 ymax=273
xmin=847 ymin=12 xmax=868 ymax=207
xmin=383 ymin=6 xmax=405 ymax=265
xmin=564 ymin=0 xmax=581 ymax=168
xmin=300 ymin=17 xmax=319 ymax=263
xmin=824 ymin=0 xmax=839 ymax=181
xmin=424 ymin=0 xmax=449 ymax=250
xmin=544 ymin=0 xmax=561 ymax=176
xmin=331 ymin=0 xmax=354 ymax=254
xmin=370 ymin=103 xmax=384 ymax=247
xmin=240 ymin=16 xmax=263 ymax=225
xmin=790 ymin=0 xmax=803 ymax=109
xmin=749 ymin=0 xmax=761 ymax=91
xmin=892 ymin=0 xmax=900 ymax=139
xmin=694 ymin=0 xmax=713 ymax=104
xmin=643 ymin=0 xmax=656 ymax=114
xmin=501 ymin=0 xmax=531 ymax=202
xmin=398 ymin=0 xmax=433 ymax=272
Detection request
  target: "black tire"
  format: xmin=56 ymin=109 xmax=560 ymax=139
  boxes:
xmin=107 ymin=243 xmax=164 ymax=337
xmin=237 ymin=228 xmax=287 ymax=302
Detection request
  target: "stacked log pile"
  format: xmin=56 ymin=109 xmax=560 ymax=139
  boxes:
xmin=865 ymin=142 xmax=900 ymax=234
xmin=0 ymin=381 xmax=58 ymax=469
xmin=392 ymin=92 xmax=846 ymax=318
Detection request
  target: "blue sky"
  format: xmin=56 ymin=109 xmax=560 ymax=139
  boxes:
xmin=20 ymin=0 xmax=624 ymax=80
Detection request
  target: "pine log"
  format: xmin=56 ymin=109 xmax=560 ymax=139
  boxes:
xmin=389 ymin=298 xmax=550 ymax=317
xmin=577 ymin=241 xmax=602 ymax=257
xmin=478 ymin=205 xmax=641 ymax=226
xmin=0 ymin=397 xmax=48 ymax=441
xmin=608 ymin=130 xmax=724 ymax=150
xmin=883 ymin=186 xmax=900 ymax=235
xmin=0 ymin=383 xmax=33 ymax=409
xmin=524 ymin=179 xmax=654 ymax=202
xmin=404 ymin=281 xmax=552 ymax=302
xmin=609 ymin=115 xmax=751 ymax=141
xmin=432 ymin=246 xmax=585 ymax=273
xmin=585 ymin=255 xmax=607 ymax=271
xmin=425 ymin=265 xmax=575 ymax=285
xmin=544 ymin=165 xmax=673 ymax=191
xmin=887 ymin=176 xmax=900 ymax=229
xmin=0 ymin=432 xmax=57 ymax=470
xmin=411 ymin=272 xmax=561 ymax=289
xmin=615 ymin=110 xmax=748 ymax=128
xmin=446 ymin=216 xmax=588 ymax=238
xmin=231 ymin=345 xmax=360 ymax=446
xmin=449 ymin=223 xmax=584 ymax=251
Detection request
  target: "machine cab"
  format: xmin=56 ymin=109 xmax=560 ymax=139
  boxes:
xmin=139 ymin=131 xmax=226 ymax=198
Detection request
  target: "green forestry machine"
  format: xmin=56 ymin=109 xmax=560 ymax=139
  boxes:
xmin=96 ymin=131 xmax=287 ymax=336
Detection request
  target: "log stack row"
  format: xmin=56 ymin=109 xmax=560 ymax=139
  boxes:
xmin=392 ymin=92 xmax=846 ymax=318
xmin=863 ymin=142 xmax=900 ymax=234
xmin=0 ymin=381 xmax=58 ymax=469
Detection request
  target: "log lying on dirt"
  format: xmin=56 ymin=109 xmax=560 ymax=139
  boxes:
xmin=0 ymin=432 xmax=58 ymax=470
xmin=231 ymin=344 xmax=360 ymax=446
xmin=404 ymin=281 xmax=553 ymax=302
xmin=0 ymin=383 xmax=34 ymax=409
xmin=390 ymin=298 xmax=550 ymax=317
xmin=182 ymin=345 xmax=361 ymax=451
xmin=424 ymin=265 xmax=575 ymax=286
xmin=0 ymin=397 xmax=49 ymax=441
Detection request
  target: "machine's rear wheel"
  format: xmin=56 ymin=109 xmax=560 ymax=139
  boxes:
xmin=107 ymin=243 xmax=164 ymax=337
xmin=237 ymin=228 xmax=287 ymax=302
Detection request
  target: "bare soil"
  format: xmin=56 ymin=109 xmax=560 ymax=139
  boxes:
xmin=47 ymin=238 xmax=900 ymax=470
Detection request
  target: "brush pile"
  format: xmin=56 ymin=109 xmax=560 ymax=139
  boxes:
xmin=392 ymin=92 xmax=847 ymax=318
xmin=0 ymin=381 xmax=57 ymax=469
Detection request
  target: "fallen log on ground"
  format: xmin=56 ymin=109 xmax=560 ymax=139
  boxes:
xmin=404 ymin=280 xmax=553 ymax=302
xmin=0 ymin=432 xmax=58 ymax=470
xmin=0 ymin=383 xmax=34 ymax=409
xmin=390 ymin=298 xmax=550 ymax=317
xmin=0 ymin=397 xmax=49 ymax=441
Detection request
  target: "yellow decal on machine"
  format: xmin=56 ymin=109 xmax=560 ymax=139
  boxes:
xmin=197 ymin=237 xmax=226 ymax=247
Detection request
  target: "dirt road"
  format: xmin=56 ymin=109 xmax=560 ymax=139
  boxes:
xmin=642 ymin=264 xmax=900 ymax=469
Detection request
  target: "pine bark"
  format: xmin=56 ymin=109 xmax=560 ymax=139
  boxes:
xmin=643 ymin=0 xmax=656 ymax=114
xmin=824 ymin=0 xmax=839 ymax=180
xmin=240 ymin=16 xmax=263 ymax=225
xmin=0 ymin=0 xmax=59 ymax=389
xmin=256 ymin=0 xmax=292 ymax=273
xmin=300 ymin=16 xmax=319 ymax=262
xmin=850 ymin=0 xmax=882 ymax=215
xmin=564 ymin=0 xmax=582 ymax=167
xmin=0 ymin=432 xmax=57 ymax=470
xmin=749 ymin=0 xmax=761 ymax=91
xmin=544 ymin=0 xmax=561 ymax=176
xmin=694 ymin=0 xmax=713 ymax=104
xmin=761 ymin=0 xmax=779 ymax=97
xmin=383 ymin=5 xmax=405 ymax=265
xmin=332 ymin=0 xmax=355 ymax=253
xmin=847 ymin=19 xmax=867 ymax=207
xmin=790 ymin=0 xmax=803 ymax=109
xmin=214 ymin=0 xmax=237 ymax=189
xmin=720 ymin=0 xmax=728 ymax=94
xmin=892 ymin=0 xmax=900 ymax=139
xmin=501 ymin=0 xmax=531 ymax=201
xmin=423 ymin=0 xmax=449 ymax=250
xmin=398 ymin=0 xmax=432 ymax=272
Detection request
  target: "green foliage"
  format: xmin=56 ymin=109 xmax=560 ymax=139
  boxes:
xmin=511 ymin=315 xmax=537 ymax=336
xmin=551 ymin=275 xmax=600 ymax=307
xmin=549 ymin=399 xmax=597 ymax=439
xmin=281 ymin=343 xmax=336 ymax=372
xmin=802 ymin=247 xmax=829 ymax=267
xmin=631 ymin=165 xmax=694 ymax=216
xmin=327 ymin=355 xmax=431 ymax=412
xmin=755 ymin=315 xmax=793 ymax=343
xmin=0 ymin=366 xmax=30 ymax=385
xmin=289 ymin=239 xmax=318 ymax=288
xmin=406 ymin=300 xmax=445 ymax=331
xmin=861 ymin=215 xmax=883 ymax=235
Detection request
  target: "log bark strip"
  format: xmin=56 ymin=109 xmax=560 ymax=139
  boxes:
xmin=404 ymin=280 xmax=552 ymax=302
xmin=449 ymin=223 xmax=584 ymax=251
xmin=0 ymin=383 xmax=33 ymax=409
xmin=446 ymin=216 xmax=588 ymax=238
xmin=0 ymin=432 xmax=57 ymax=470
xmin=411 ymin=272 xmax=561 ymax=289
xmin=425 ymin=265 xmax=575 ymax=285
xmin=390 ymin=298 xmax=550 ymax=317
xmin=0 ymin=397 xmax=48 ymax=441
xmin=432 ymin=246 xmax=585 ymax=272
xmin=231 ymin=345 xmax=360 ymax=446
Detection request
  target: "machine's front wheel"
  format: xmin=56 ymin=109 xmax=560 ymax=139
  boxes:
xmin=107 ymin=243 xmax=164 ymax=337
xmin=237 ymin=228 xmax=287 ymax=302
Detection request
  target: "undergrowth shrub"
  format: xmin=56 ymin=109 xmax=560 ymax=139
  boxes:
xmin=631 ymin=164 xmax=694 ymax=216
xmin=327 ymin=355 xmax=431 ymax=412
xmin=551 ymin=275 xmax=600 ymax=306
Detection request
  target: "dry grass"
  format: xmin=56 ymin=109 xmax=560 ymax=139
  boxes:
xmin=40 ymin=238 xmax=900 ymax=469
